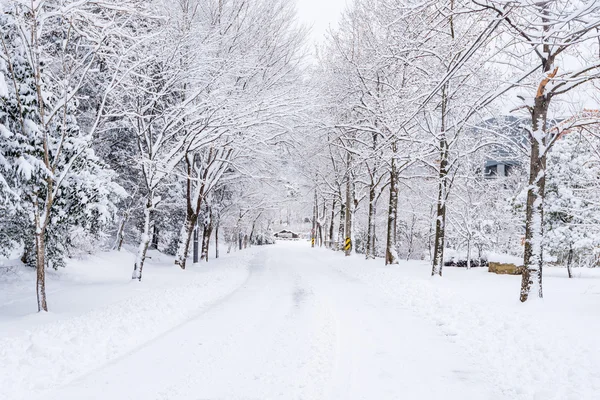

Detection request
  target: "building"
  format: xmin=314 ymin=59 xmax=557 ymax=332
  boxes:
xmin=479 ymin=116 xmax=529 ymax=178
xmin=274 ymin=230 xmax=299 ymax=239
xmin=480 ymin=111 xmax=596 ymax=178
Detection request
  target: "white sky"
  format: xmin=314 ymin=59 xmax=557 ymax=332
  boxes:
xmin=295 ymin=0 xmax=348 ymax=44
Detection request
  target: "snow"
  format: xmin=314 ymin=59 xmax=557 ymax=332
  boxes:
xmin=332 ymin=252 xmax=600 ymax=400
xmin=0 ymin=248 xmax=253 ymax=399
xmin=486 ymin=251 xmax=523 ymax=265
xmin=2 ymin=242 xmax=600 ymax=399
xmin=444 ymin=248 xmax=524 ymax=265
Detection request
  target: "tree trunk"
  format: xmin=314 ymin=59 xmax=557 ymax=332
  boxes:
xmin=406 ymin=214 xmax=415 ymax=261
xmin=150 ymin=225 xmax=159 ymax=250
xmin=35 ymin=229 xmax=48 ymax=312
xmin=567 ymin=246 xmax=573 ymax=279
xmin=329 ymin=199 xmax=336 ymax=249
xmin=520 ymin=96 xmax=549 ymax=302
xmin=200 ymin=226 xmax=208 ymax=261
xmin=432 ymin=82 xmax=451 ymax=277
xmin=175 ymin=152 xmax=206 ymax=269
xmin=466 ymin=239 xmax=471 ymax=270
xmin=431 ymin=155 xmax=448 ymax=276
xmin=317 ymin=223 xmax=323 ymax=247
xmin=115 ymin=212 xmax=128 ymax=251
xmin=344 ymin=169 xmax=353 ymax=257
xmin=206 ymin=224 xmax=213 ymax=260
xmin=249 ymin=213 xmax=261 ymax=247
xmin=215 ymin=220 xmax=220 ymax=259
xmin=175 ymin=213 xmax=198 ymax=269
xmin=21 ymin=246 xmax=29 ymax=265
xmin=386 ymin=154 xmax=399 ymax=265
xmin=337 ymin=199 xmax=345 ymax=251
xmin=132 ymin=195 xmax=153 ymax=281
xmin=372 ymin=197 xmax=378 ymax=257
xmin=311 ymin=191 xmax=317 ymax=248
xmin=321 ymin=201 xmax=327 ymax=247
xmin=201 ymin=219 xmax=213 ymax=262
xmin=366 ymin=184 xmax=376 ymax=260
xmin=193 ymin=226 xmax=199 ymax=263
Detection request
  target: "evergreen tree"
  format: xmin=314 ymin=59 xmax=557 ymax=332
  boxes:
xmin=0 ymin=2 xmax=125 ymax=311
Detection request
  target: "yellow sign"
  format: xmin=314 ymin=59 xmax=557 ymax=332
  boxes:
xmin=344 ymin=238 xmax=352 ymax=251
xmin=311 ymin=238 xmax=315 ymax=245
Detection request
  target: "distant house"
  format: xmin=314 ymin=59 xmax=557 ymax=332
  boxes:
xmin=274 ymin=230 xmax=299 ymax=239
xmin=484 ymin=159 xmax=520 ymax=177
xmin=479 ymin=112 xmax=591 ymax=178
xmin=478 ymin=116 xmax=529 ymax=178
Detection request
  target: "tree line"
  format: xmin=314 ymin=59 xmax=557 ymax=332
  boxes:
xmin=2 ymin=0 xmax=600 ymax=311
xmin=0 ymin=0 xmax=308 ymax=311
xmin=306 ymin=0 xmax=600 ymax=302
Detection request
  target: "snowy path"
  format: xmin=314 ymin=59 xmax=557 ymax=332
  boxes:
xmin=4 ymin=242 xmax=600 ymax=399
xmin=34 ymin=243 xmax=490 ymax=400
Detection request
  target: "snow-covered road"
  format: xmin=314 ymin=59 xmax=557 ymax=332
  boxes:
xmin=37 ymin=243 xmax=489 ymax=400
xmin=3 ymin=242 xmax=600 ymax=399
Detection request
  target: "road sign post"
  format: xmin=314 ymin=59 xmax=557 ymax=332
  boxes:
xmin=344 ymin=237 xmax=352 ymax=253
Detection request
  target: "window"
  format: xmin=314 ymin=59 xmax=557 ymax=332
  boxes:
xmin=485 ymin=165 xmax=497 ymax=177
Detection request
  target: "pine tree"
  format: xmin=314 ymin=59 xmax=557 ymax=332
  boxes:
xmin=0 ymin=3 xmax=125 ymax=311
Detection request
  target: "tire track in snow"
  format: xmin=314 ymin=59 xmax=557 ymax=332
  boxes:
xmin=295 ymin=247 xmax=491 ymax=400
xmin=40 ymin=245 xmax=339 ymax=400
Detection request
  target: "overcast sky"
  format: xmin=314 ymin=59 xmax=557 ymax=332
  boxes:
xmin=296 ymin=0 xmax=348 ymax=44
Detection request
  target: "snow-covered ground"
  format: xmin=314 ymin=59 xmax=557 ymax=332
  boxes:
xmin=1 ymin=242 xmax=599 ymax=399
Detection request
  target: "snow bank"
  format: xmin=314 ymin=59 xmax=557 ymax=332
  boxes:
xmin=486 ymin=251 xmax=523 ymax=265
xmin=0 ymin=249 xmax=256 ymax=399
xmin=328 ymin=253 xmax=600 ymax=400
xmin=444 ymin=248 xmax=524 ymax=265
